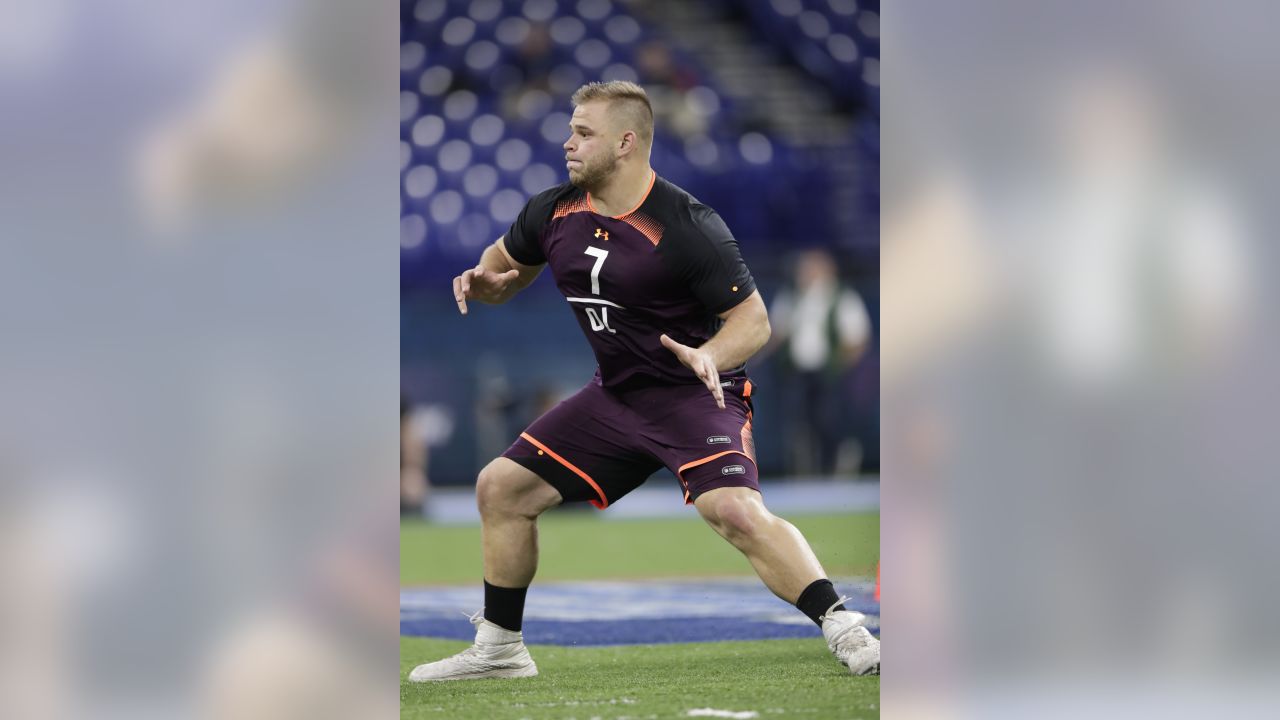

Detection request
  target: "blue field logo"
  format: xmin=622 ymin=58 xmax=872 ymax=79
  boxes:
xmin=401 ymin=579 xmax=878 ymax=646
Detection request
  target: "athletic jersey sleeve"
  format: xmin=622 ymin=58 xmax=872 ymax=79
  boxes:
xmin=671 ymin=203 xmax=757 ymax=314
xmin=502 ymin=186 xmax=564 ymax=266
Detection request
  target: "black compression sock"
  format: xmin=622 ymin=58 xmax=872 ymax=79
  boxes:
xmin=796 ymin=578 xmax=845 ymax=627
xmin=483 ymin=580 xmax=528 ymax=633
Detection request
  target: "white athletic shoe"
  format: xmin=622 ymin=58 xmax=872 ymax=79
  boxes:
xmin=820 ymin=598 xmax=880 ymax=676
xmin=407 ymin=611 xmax=538 ymax=682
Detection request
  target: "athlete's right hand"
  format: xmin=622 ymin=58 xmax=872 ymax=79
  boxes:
xmin=453 ymin=265 xmax=520 ymax=315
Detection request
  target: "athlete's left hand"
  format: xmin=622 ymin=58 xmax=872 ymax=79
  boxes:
xmin=660 ymin=334 xmax=725 ymax=409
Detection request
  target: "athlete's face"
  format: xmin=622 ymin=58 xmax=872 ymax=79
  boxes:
xmin=564 ymin=101 xmax=618 ymax=191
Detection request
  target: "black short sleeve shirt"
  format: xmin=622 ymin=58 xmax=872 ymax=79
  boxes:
xmin=502 ymin=174 xmax=758 ymax=387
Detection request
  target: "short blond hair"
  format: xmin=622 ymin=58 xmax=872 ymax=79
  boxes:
xmin=571 ymin=81 xmax=654 ymax=146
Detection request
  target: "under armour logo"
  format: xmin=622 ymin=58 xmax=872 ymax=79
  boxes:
xmin=594 ymin=228 xmax=609 ymax=241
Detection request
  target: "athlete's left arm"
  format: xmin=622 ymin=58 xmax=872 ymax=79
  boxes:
xmin=659 ymin=290 xmax=770 ymax=409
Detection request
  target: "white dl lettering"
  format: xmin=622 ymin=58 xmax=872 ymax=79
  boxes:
xmin=585 ymin=306 xmax=616 ymax=334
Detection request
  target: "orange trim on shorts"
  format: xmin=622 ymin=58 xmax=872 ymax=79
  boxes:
xmin=676 ymin=450 xmax=757 ymax=505
xmin=741 ymin=417 xmax=756 ymax=463
xmin=587 ymin=170 xmax=657 ymax=219
xmin=519 ymin=432 xmax=609 ymax=509
xmin=743 ymin=380 xmax=753 ymax=399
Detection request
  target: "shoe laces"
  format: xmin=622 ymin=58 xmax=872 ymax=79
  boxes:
xmin=434 ymin=611 xmax=488 ymax=663
xmin=820 ymin=596 xmax=863 ymax=648
xmin=450 ymin=610 xmax=484 ymax=656
xmin=819 ymin=596 xmax=854 ymax=625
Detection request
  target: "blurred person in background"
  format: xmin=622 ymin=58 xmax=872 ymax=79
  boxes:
xmin=1031 ymin=67 xmax=1248 ymax=390
xmin=880 ymin=56 xmax=1254 ymax=692
xmin=408 ymin=80 xmax=879 ymax=682
xmin=137 ymin=0 xmax=381 ymax=236
xmin=635 ymin=39 xmax=708 ymax=139
xmin=498 ymin=21 xmax=557 ymax=121
xmin=767 ymin=248 xmax=872 ymax=476
xmin=401 ymin=393 xmax=429 ymax=517
xmin=996 ymin=64 xmax=1252 ymax=669
xmin=198 ymin=494 xmax=400 ymax=720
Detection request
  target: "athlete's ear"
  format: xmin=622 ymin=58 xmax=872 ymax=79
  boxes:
xmin=618 ymin=130 xmax=637 ymax=157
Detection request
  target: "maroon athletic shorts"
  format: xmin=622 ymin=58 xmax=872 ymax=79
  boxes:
xmin=501 ymin=377 xmax=759 ymax=508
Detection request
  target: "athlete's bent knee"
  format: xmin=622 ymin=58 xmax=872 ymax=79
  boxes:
xmin=710 ymin=493 xmax=769 ymax=545
xmin=476 ymin=459 xmax=557 ymax=520
xmin=475 ymin=461 xmax=511 ymax=518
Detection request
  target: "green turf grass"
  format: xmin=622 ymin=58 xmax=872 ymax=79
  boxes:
xmin=402 ymin=511 xmax=880 ymax=717
xmin=401 ymin=636 xmax=879 ymax=719
xmin=401 ymin=511 xmax=879 ymax=585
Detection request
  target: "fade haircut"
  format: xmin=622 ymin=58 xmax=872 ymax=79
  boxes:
xmin=571 ymin=81 xmax=654 ymax=147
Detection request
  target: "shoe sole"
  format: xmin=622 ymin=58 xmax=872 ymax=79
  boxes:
xmin=408 ymin=665 xmax=538 ymax=683
xmin=844 ymin=647 xmax=880 ymax=676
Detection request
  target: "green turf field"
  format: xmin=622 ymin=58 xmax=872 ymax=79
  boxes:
xmin=402 ymin=509 xmax=880 ymax=718
xmin=401 ymin=510 xmax=879 ymax=585
xmin=401 ymin=636 xmax=879 ymax=719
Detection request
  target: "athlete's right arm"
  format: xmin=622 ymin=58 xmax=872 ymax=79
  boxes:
xmin=452 ymin=238 xmax=545 ymax=315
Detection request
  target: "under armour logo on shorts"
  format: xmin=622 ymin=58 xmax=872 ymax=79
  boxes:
xmin=720 ymin=465 xmax=746 ymax=475
xmin=706 ymin=435 xmax=732 ymax=445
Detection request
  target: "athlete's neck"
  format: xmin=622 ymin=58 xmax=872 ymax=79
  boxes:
xmin=589 ymin=163 xmax=655 ymax=217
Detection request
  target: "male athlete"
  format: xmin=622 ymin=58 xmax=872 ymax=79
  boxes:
xmin=409 ymin=81 xmax=879 ymax=680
